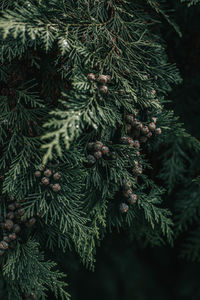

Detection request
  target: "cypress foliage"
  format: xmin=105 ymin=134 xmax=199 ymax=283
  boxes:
xmin=0 ymin=0 xmax=199 ymax=299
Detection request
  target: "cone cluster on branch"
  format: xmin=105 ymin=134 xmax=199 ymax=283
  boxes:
xmin=86 ymin=141 xmax=115 ymax=166
xmin=35 ymin=166 xmax=62 ymax=192
xmin=120 ymin=180 xmax=138 ymax=213
xmin=123 ymin=112 xmax=162 ymax=146
xmin=88 ymin=73 xmax=111 ymax=94
xmin=0 ymin=200 xmax=36 ymax=255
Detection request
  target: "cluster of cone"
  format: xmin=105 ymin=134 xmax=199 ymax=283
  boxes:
xmin=119 ymin=112 xmax=162 ymax=213
xmin=0 ymin=200 xmax=36 ymax=255
xmin=123 ymin=113 xmax=161 ymax=146
xmin=86 ymin=141 xmax=116 ymax=166
xmin=88 ymin=73 xmax=111 ymax=94
xmin=35 ymin=166 xmax=62 ymax=192
xmin=119 ymin=181 xmax=138 ymax=213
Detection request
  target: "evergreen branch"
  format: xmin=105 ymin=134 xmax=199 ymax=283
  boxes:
xmin=3 ymin=239 xmax=70 ymax=300
xmin=146 ymin=0 xmax=182 ymax=36
xmin=180 ymin=0 xmax=200 ymax=6
xmin=138 ymin=187 xmax=174 ymax=243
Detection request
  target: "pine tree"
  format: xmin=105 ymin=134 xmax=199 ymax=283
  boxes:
xmin=0 ymin=0 xmax=198 ymax=298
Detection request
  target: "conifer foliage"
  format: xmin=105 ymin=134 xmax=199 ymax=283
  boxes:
xmin=181 ymin=0 xmax=200 ymax=6
xmin=0 ymin=0 xmax=197 ymax=299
